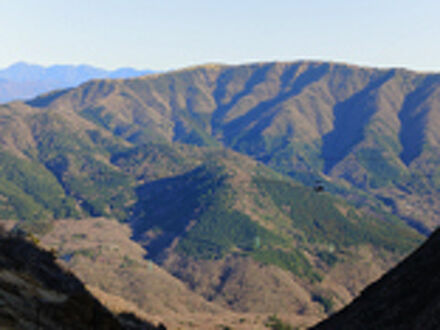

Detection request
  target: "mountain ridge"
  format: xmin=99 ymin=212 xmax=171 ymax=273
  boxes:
xmin=10 ymin=60 xmax=437 ymax=231
xmin=0 ymin=62 xmax=155 ymax=103
xmin=0 ymin=59 xmax=438 ymax=327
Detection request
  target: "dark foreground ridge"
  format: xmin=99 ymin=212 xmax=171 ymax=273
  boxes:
xmin=311 ymin=229 xmax=440 ymax=330
xmin=0 ymin=227 xmax=164 ymax=330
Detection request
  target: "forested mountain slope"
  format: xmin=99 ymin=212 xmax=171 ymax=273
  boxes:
xmin=0 ymin=60 xmax=437 ymax=327
xmin=3 ymin=61 xmax=437 ymax=230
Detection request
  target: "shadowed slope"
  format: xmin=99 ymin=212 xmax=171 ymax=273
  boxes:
xmin=399 ymin=75 xmax=440 ymax=165
xmin=127 ymin=152 xmax=421 ymax=319
xmin=322 ymin=70 xmax=396 ymax=173
xmin=312 ymin=229 xmax=440 ymax=330
xmin=0 ymin=228 xmax=162 ymax=329
xmin=211 ymin=63 xmax=277 ymax=136
xmin=226 ymin=62 xmax=330 ymax=154
xmin=1 ymin=61 xmax=439 ymax=230
xmin=0 ymin=61 xmax=438 ymax=327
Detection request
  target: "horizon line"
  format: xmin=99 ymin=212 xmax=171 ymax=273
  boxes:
xmin=1 ymin=58 xmax=439 ymax=75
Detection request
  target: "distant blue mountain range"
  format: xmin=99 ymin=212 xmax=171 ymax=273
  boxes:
xmin=0 ymin=62 xmax=155 ymax=103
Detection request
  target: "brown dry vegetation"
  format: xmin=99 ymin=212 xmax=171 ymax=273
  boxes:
xmin=1 ymin=61 xmax=439 ymax=328
xmin=1 ymin=61 xmax=439 ymax=229
xmin=38 ymin=218 xmax=320 ymax=329
xmin=36 ymin=217 xmax=403 ymax=329
xmin=0 ymin=226 xmax=160 ymax=329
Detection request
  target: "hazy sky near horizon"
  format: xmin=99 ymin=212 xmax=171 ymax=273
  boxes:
xmin=1 ymin=0 xmax=439 ymax=71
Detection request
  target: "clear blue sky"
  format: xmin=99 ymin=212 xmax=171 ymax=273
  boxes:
xmin=1 ymin=0 xmax=439 ymax=71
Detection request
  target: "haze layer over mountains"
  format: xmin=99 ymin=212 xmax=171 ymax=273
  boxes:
xmin=0 ymin=62 xmax=154 ymax=103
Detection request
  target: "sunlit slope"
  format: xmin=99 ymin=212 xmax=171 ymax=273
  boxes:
xmin=4 ymin=61 xmax=438 ymax=229
xmin=0 ymin=61 xmax=432 ymax=324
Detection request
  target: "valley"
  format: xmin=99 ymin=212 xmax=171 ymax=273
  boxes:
xmin=0 ymin=60 xmax=438 ymax=328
